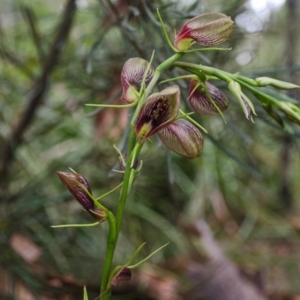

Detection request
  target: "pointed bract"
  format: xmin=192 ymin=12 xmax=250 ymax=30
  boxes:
xmin=56 ymin=171 xmax=105 ymax=221
xmin=188 ymin=79 xmax=228 ymax=115
xmin=174 ymin=13 xmax=234 ymax=51
xmin=121 ymin=58 xmax=154 ymax=103
xmin=158 ymin=119 xmax=203 ymax=158
xmin=135 ymin=85 xmax=180 ymax=140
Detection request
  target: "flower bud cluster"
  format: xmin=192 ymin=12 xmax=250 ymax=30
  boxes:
xmin=118 ymin=12 xmax=235 ymax=158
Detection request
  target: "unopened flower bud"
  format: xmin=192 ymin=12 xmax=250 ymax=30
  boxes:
xmin=158 ymin=119 xmax=203 ymax=158
xmin=255 ymin=77 xmax=300 ymax=90
xmin=174 ymin=13 xmax=234 ymax=52
xmin=135 ymin=85 xmax=180 ymax=140
xmin=111 ymin=267 xmax=132 ymax=287
xmin=121 ymin=58 xmax=154 ymax=103
xmin=188 ymin=79 xmax=228 ymax=115
xmin=228 ymin=81 xmax=256 ymax=121
xmin=56 ymin=171 xmax=106 ymax=222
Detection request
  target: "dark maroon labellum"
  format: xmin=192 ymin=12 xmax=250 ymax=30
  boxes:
xmin=135 ymin=86 xmax=180 ymax=139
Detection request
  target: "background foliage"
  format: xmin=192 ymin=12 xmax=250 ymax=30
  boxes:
xmin=0 ymin=0 xmax=300 ymax=299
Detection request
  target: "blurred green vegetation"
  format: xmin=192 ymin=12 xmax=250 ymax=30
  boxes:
xmin=1 ymin=0 xmax=300 ymax=299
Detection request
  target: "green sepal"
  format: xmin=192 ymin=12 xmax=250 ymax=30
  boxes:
xmin=156 ymin=9 xmax=177 ymax=52
xmin=179 ymin=109 xmax=208 ymax=133
xmin=85 ymin=102 xmax=137 ymax=108
xmin=51 ymin=221 xmax=100 ymax=228
xmin=125 ymin=242 xmax=146 ymax=267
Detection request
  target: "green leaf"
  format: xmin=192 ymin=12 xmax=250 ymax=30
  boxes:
xmin=83 ymin=286 xmax=89 ymax=300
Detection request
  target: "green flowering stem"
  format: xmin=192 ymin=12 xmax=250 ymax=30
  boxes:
xmin=174 ymin=61 xmax=232 ymax=83
xmin=100 ymin=144 xmax=143 ymax=299
xmin=146 ymin=53 xmax=184 ymax=97
xmin=100 ymin=210 xmax=117 ymax=295
xmin=75 ymin=178 xmax=118 ymax=297
xmin=115 ymin=146 xmax=143 ymax=236
xmin=236 ymin=74 xmax=260 ymax=86
xmin=125 ymin=52 xmax=185 ymax=222
xmin=174 ymin=61 xmax=300 ymax=123
xmin=100 ymin=52 xmax=185 ymax=300
xmin=236 ymin=79 xmax=300 ymax=124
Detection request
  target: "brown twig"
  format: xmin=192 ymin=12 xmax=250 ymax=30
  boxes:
xmin=0 ymin=0 xmax=77 ymax=179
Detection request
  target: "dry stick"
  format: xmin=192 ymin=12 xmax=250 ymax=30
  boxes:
xmin=0 ymin=0 xmax=77 ymax=178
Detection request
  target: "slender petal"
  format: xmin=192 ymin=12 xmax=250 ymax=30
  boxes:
xmin=56 ymin=171 xmax=105 ymax=221
xmin=121 ymin=58 xmax=154 ymax=103
xmin=174 ymin=13 xmax=234 ymax=51
xmin=188 ymin=79 xmax=228 ymax=115
xmin=158 ymin=119 xmax=203 ymax=158
xmin=135 ymin=85 xmax=180 ymax=139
